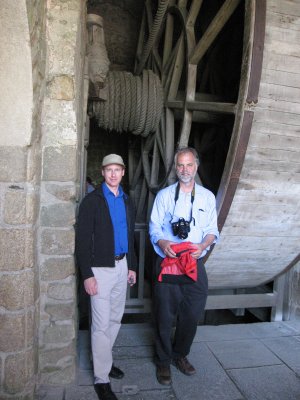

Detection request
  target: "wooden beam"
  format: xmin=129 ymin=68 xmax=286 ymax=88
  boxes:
xmin=167 ymin=99 xmax=236 ymax=114
xmin=206 ymin=292 xmax=277 ymax=309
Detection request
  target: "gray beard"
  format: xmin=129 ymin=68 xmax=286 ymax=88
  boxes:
xmin=177 ymin=173 xmax=194 ymax=183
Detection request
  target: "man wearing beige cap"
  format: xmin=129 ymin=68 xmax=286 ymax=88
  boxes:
xmin=76 ymin=154 xmax=137 ymax=400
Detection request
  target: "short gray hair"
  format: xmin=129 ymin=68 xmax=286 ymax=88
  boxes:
xmin=174 ymin=147 xmax=200 ymax=166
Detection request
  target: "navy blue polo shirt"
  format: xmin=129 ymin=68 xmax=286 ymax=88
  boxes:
xmin=102 ymin=182 xmax=128 ymax=256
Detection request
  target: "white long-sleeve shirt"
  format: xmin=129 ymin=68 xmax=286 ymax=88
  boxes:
xmin=149 ymin=182 xmax=219 ymax=258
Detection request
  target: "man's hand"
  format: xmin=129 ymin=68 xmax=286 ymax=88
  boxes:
xmin=190 ymin=243 xmax=204 ymax=259
xmin=84 ymin=277 xmax=98 ymax=296
xmin=128 ymin=270 xmax=136 ymax=286
xmin=157 ymin=239 xmax=177 ymax=258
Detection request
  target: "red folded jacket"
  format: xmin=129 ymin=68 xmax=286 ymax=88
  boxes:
xmin=159 ymin=242 xmax=198 ymax=282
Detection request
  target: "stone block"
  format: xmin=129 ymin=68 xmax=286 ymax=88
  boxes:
xmin=0 ymin=146 xmax=27 ymax=182
xmin=0 ymin=314 xmax=25 ymax=352
xmin=41 ymin=228 xmax=75 ymax=255
xmin=45 ymin=303 xmax=75 ymax=320
xmin=39 ymin=342 xmax=75 ymax=370
xmin=47 ymin=279 xmax=75 ymax=300
xmin=44 ymin=323 xmax=75 ymax=344
xmin=47 ymin=75 xmax=74 ymax=100
xmin=4 ymin=189 xmax=36 ymax=225
xmin=4 ymin=353 xmax=27 ymax=394
xmin=45 ymin=183 xmax=76 ymax=201
xmin=3 ymin=349 xmax=35 ymax=395
xmin=35 ymin=385 xmax=65 ymax=400
xmin=40 ymin=364 xmax=76 ymax=385
xmin=0 ymin=229 xmax=34 ymax=271
xmin=42 ymin=146 xmax=76 ymax=181
xmin=0 ymin=270 xmax=34 ymax=311
xmin=41 ymin=202 xmax=75 ymax=227
xmin=41 ymin=257 xmax=75 ymax=281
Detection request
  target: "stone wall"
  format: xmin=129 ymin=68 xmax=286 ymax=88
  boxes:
xmin=0 ymin=0 xmax=88 ymax=397
xmin=0 ymin=0 xmax=45 ymax=397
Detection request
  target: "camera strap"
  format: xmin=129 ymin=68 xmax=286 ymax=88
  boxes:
xmin=170 ymin=183 xmax=195 ymax=224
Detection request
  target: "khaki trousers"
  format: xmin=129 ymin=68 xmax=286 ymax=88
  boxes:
xmin=91 ymin=257 xmax=128 ymax=384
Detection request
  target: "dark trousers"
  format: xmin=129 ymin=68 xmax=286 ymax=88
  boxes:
xmin=153 ymin=257 xmax=208 ymax=366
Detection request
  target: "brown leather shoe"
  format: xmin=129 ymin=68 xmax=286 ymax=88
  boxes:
xmin=156 ymin=365 xmax=172 ymax=385
xmin=173 ymin=357 xmax=196 ymax=376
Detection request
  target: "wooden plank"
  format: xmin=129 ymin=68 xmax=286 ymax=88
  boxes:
xmin=262 ymin=51 xmax=300 ymax=74
xmin=213 ymin=235 xmax=300 ymax=249
xmin=265 ymin=25 xmax=300 ymax=44
xmin=220 ymin=218 xmax=300 ymax=236
xmin=243 ymin=157 xmax=300 ymax=174
xmin=205 ymin=293 xmax=277 ymax=309
xmin=267 ymin=0 xmax=300 ymax=17
xmin=261 ymin=68 xmax=300 ymax=88
xmin=264 ymin=38 xmax=300 ymax=57
xmin=253 ymin=108 xmax=300 ymax=126
xmin=232 ymin=189 xmax=300 ymax=206
xmin=259 ymin=82 xmax=300 ymax=103
xmin=266 ymin=11 xmax=300 ymax=30
xmin=240 ymin=169 xmax=300 ymax=185
xmin=257 ymin=97 xmax=300 ymax=114
xmin=247 ymin=131 xmax=300 ymax=151
xmin=252 ymin=122 xmax=300 ymax=138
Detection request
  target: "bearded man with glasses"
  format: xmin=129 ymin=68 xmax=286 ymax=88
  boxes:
xmin=76 ymin=154 xmax=137 ymax=400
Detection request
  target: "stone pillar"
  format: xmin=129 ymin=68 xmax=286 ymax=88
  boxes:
xmin=38 ymin=0 xmax=87 ymax=385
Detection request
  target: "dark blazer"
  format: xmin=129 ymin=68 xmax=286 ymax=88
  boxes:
xmin=75 ymin=184 xmax=137 ymax=280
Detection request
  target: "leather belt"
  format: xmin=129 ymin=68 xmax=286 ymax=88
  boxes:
xmin=115 ymin=253 xmax=125 ymax=261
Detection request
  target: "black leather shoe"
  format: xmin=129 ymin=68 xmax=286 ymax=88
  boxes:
xmin=109 ymin=365 xmax=124 ymax=379
xmin=173 ymin=357 xmax=196 ymax=376
xmin=94 ymin=383 xmax=118 ymax=400
xmin=156 ymin=365 xmax=172 ymax=385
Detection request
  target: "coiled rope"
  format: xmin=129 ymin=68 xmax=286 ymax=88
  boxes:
xmin=91 ymin=70 xmax=163 ymax=137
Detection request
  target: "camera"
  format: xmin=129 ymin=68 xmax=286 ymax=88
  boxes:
xmin=171 ymin=217 xmax=190 ymax=239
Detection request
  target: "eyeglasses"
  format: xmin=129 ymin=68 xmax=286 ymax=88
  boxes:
xmin=104 ymin=167 xmax=123 ymax=174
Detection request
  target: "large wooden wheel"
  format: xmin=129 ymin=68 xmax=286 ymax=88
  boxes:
xmin=130 ymin=0 xmax=252 ymax=223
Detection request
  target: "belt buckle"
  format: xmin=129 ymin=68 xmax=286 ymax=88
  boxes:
xmin=115 ymin=254 xmax=124 ymax=261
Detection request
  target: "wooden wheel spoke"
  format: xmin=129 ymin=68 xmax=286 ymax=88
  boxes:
xmin=189 ymin=0 xmax=241 ymax=65
xmin=167 ymin=98 xmax=236 ymax=114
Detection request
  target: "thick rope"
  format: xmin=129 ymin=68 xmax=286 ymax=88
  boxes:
xmin=93 ymin=70 xmax=163 ymax=137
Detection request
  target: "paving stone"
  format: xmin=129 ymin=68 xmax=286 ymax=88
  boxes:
xmin=261 ymin=336 xmax=300 ymax=371
xmin=194 ymin=324 xmax=255 ymax=342
xmin=284 ymin=320 xmax=300 ymax=333
xmin=110 ymin=358 xmax=163 ymax=393
xmin=114 ymin=325 xmax=154 ymax=347
xmin=65 ymin=385 xmax=97 ymax=400
xmin=247 ymin=322 xmax=297 ymax=338
xmin=206 ymin=339 xmax=282 ymax=369
xmin=228 ymin=364 xmax=300 ymax=400
xmin=36 ymin=385 xmax=65 ymax=400
xmin=113 ymin=344 xmax=154 ymax=360
xmin=171 ymin=342 xmax=243 ymax=400
xmin=118 ymin=389 xmax=176 ymax=400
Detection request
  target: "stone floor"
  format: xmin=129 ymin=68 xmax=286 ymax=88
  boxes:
xmin=37 ymin=320 xmax=300 ymax=400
